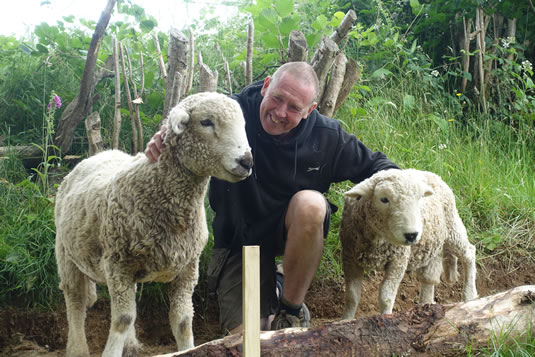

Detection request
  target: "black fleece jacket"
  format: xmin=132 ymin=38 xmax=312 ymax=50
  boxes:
xmin=209 ymin=81 xmax=399 ymax=253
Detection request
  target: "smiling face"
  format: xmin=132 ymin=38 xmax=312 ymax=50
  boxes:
xmin=259 ymin=71 xmax=317 ymax=137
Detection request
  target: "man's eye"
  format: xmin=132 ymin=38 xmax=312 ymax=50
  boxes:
xmin=289 ymin=106 xmax=301 ymax=114
xmin=200 ymin=119 xmax=214 ymax=127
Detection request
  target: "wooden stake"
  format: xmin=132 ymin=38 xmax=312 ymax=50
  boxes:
xmin=242 ymin=245 xmax=260 ymax=357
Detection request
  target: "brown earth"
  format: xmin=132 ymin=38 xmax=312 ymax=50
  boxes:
xmin=1 ymin=252 xmax=533 ymax=357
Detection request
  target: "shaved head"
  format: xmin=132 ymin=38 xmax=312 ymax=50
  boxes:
xmin=270 ymin=62 xmax=319 ymax=103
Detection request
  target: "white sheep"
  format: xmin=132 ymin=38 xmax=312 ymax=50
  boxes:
xmin=54 ymin=92 xmax=252 ymax=357
xmin=340 ymin=168 xmax=477 ymax=320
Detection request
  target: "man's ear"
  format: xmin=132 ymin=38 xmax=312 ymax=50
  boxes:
xmin=168 ymin=106 xmax=190 ymax=135
xmin=303 ymin=102 xmax=317 ymax=119
xmin=260 ymin=76 xmax=271 ymax=96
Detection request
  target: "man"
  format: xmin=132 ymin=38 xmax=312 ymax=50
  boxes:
xmin=145 ymin=61 xmax=399 ymax=335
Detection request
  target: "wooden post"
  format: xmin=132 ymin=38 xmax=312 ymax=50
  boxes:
xmin=242 ymin=245 xmax=260 ymax=357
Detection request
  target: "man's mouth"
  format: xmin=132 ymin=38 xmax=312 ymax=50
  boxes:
xmin=270 ymin=114 xmax=281 ymax=124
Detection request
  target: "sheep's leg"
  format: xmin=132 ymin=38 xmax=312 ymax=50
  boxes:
xmin=169 ymin=258 xmax=198 ymax=351
xmin=379 ymin=257 xmax=409 ymax=314
xmin=417 ymin=255 xmax=443 ymax=304
xmin=341 ymin=264 xmax=364 ymax=320
xmin=447 ymin=217 xmax=478 ymax=301
xmin=442 ymin=250 xmax=459 ymax=284
xmin=102 ymin=272 xmax=138 ymax=357
xmin=56 ymin=245 xmax=91 ymax=357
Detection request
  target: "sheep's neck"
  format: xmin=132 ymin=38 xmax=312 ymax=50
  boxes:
xmin=153 ymin=156 xmax=209 ymax=203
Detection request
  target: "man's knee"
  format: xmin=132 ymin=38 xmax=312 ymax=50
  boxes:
xmin=286 ymin=190 xmax=327 ymax=228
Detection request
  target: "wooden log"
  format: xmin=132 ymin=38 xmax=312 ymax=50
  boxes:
xmin=288 ymin=30 xmax=307 ymax=62
xmin=85 ymin=112 xmax=103 ymax=157
xmin=333 ymin=58 xmax=361 ymax=113
xmin=154 ymin=285 xmax=535 ymax=357
xmin=198 ymin=53 xmax=218 ymax=93
xmin=245 ymin=21 xmax=254 ymax=86
xmin=310 ymin=10 xmax=356 ymax=67
xmin=311 ymin=37 xmax=339 ymax=101
xmin=0 ymin=145 xmax=42 ymax=159
xmin=112 ymin=36 xmax=121 ymax=150
xmin=318 ymin=52 xmax=347 ymax=117
xmin=163 ymin=28 xmax=188 ymax=121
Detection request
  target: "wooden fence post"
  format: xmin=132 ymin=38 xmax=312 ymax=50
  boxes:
xmin=242 ymin=245 xmax=260 ymax=357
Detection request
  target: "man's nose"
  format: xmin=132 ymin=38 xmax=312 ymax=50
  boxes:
xmin=274 ymin=103 xmax=288 ymax=117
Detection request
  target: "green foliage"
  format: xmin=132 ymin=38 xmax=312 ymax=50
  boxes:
xmin=0 ymin=178 xmax=59 ymax=308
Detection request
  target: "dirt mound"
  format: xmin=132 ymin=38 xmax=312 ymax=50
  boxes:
xmin=1 ymin=254 xmax=534 ymax=356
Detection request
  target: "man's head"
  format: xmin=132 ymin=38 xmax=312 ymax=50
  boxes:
xmin=259 ymin=62 xmax=319 ymax=137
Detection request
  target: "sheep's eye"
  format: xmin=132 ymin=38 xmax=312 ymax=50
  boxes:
xmin=380 ymin=197 xmax=389 ymax=204
xmin=200 ymin=119 xmax=214 ymax=127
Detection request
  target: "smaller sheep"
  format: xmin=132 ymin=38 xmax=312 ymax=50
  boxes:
xmin=340 ymin=169 xmax=477 ymax=320
xmin=55 ymin=92 xmax=252 ymax=357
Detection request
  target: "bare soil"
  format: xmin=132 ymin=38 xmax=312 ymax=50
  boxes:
xmin=1 ymin=253 xmax=534 ymax=357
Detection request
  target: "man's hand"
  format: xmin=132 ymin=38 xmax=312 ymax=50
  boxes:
xmin=145 ymin=124 xmax=168 ymax=163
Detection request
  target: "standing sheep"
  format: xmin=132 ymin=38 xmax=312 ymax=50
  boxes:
xmin=54 ymin=92 xmax=253 ymax=357
xmin=340 ymin=169 xmax=477 ymax=320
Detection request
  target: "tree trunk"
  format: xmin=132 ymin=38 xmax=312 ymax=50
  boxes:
xmin=155 ymin=286 xmax=535 ymax=357
xmin=288 ymin=30 xmax=308 ymax=62
xmin=85 ymin=112 xmax=103 ymax=157
xmin=54 ymin=0 xmax=116 ymax=154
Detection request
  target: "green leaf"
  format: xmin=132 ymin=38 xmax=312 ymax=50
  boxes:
xmin=428 ymin=114 xmax=449 ymax=133
xmin=370 ymin=68 xmax=392 ymax=79
xmin=140 ymin=19 xmax=156 ymax=33
xmin=258 ymin=8 xmax=278 ymax=28
xmin=262 ymin=32 xmax=280 ymax=48
xmin=148 ymin=92 xmax=163 ymax=111
xmin=312 ymin=15 xmax=328 ymax=31
xmin=410 ymin=0 xmax=422 ymax=15
xmin=274 ymin=0 xmax=293 ymax=18
xmin=279 ymin=16 xmax=298 ymax=36
xmin=403 ymin=94 xmax=415 ymax=109
xmin=306 ymin=33 xmax=323 ymax=48
xmin=329 ymin=11 xmax=345 ymax=27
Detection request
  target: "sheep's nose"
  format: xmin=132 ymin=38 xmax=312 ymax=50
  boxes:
xmin=237 ymin=151 xmax=253 ymax=171
xmin=404 ymin=232 xmax=418 ymax=243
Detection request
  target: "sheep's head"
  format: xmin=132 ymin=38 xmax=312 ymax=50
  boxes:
xmin=344 ymin=169 xmax=433 ymax=246
xmin=166 ymin=93 xmax=252 ymax=182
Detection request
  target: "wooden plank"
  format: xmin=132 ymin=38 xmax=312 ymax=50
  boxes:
xmin=243 ymin=245 xmax=260 ymax=357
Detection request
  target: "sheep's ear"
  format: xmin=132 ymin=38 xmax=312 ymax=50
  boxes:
xmin=168 ymin=107 xmax=190 ymax=135
xmin=423 ymin=185 xmax=434 ymax=197
xmin=344 ymin=179 xmax=374 ymax=200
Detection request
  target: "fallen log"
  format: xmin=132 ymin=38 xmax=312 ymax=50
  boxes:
xmin=0 ymin=145 xmax=42 ymax=159
xmin=155 ymin=285 xmax=535 ymax=357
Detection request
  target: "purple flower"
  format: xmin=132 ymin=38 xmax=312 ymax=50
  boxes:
xmin=54 ymin=94 xmax=62 ymax=109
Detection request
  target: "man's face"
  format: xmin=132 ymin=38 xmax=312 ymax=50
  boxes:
xmin=259 ymin=72 xmax=317 ymax=136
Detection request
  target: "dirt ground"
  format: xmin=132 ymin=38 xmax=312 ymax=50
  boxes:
xmin=1 ymin=252 xmax=534 ymax=357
